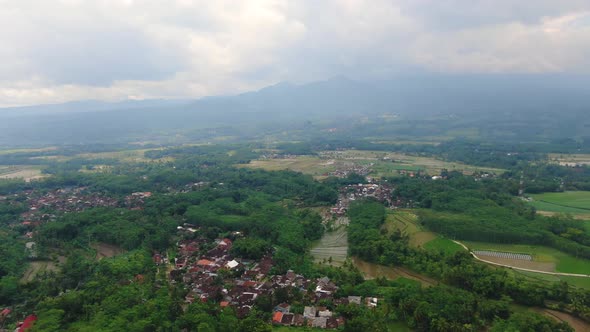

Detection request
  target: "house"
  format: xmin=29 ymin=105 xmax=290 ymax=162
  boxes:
xmin=366 ymin=297 xmax=378 ymax=308
xmin=303 ymin=306 xmax=317 ymax=318
xmin=1 ymin=308 xmax=11 ymax=317
xmin=293 ymin=314 xmax=305 ymax=326
xmin=17 ymin=314 xmax=37 ymax=332
xmin=311 ymin=317 xmax=327 ymax=328
xmin=273 ymin=311 xmax=284 ymax=324
xmin=348 ymin=296 xmax=362 ymax=305
xmin=226 ymin=260 xmax=239 ymax=269
xmin=275 ymin=303 xmax=291 ymax=313
xmin=326 ymin=317 xmax=339 ymax=329
xmin=197 ymin=259 xmax=214 ymax=266
xmin=281 ymin=313 xmax=294 ymax=325
xmin=318 ymin=308 xmax=332 ymax=318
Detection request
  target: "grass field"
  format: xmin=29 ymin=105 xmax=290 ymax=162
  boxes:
xmin=423 ymin=237 xmax=465 ymax=255
xmin=530 ymin=191 xmax=590 ymax=211
xmin=463 ymin=241 xmax=590 ymax=275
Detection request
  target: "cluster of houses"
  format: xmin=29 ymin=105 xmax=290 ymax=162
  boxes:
xmin=4 ymin=187 xmax=153 ymax=236
xmin=331 ymin=183 xmax=394 ymax=216
xmin=167 ymin=231 xmax=378 ymax=329
xmin=259 ymin=153 xmax=301 ymax=159
xmin=0 ymin=309 xmax=36 ymax=332
xmin=326 ymin=163 xmax=372 ymax=178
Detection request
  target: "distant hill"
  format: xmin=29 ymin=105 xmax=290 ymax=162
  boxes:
xmin=0 ymin=75 xmax=589 ymax=146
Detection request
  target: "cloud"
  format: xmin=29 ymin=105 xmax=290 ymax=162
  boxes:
xmin=0 ymin=0 xmax=589 ymax=106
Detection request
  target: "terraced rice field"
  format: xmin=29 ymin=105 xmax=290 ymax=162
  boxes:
xmin=310 ymin=226 xmax=348 ymax=266
xmin=384 ymin=211 xmax=437 ymax=247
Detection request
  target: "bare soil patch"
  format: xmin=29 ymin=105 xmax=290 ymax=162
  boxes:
xmin=92 ymin=243 xmax=125 ymax=259
xmin=533 ymin=308 xmax=590 ymax=332
xmin=21 ymin=260 xmax=61 ymax=283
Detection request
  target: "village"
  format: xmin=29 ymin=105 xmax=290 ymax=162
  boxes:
xmin=3 ymin=187 xmax=153 ymax=234
xmin=330 ymin=182 xmax=394 ymax=217
xmin=164 ymin=226 xmax=379 ymax=329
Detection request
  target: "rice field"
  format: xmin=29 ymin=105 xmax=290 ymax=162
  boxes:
xmin=383 ymin=210 xmax=437 ymax=247
xmin=0 ymin=165 xmax=46 ymax=181
xmin=473 ymin=250 xmax=532 ymax=261
xmin=548 ymin=153 xmax=590 ymax=167
xmin=423 ymin=237 xmax=465 ymax=255
xmin=240 ymin=149 xmax=505 ymax=179
xmin=310 ymin=226 xmax=348 ymax=266
xmin=530 ymin=191 xmax=590 ymax=211
xmin=352 ymin=257 xmax=437 ymax=286
xmin=464 ymin=241 xmax=590 ymax=275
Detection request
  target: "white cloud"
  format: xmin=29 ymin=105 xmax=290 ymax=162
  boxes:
xmin=0 ymin=0 xmax=589 ymax=106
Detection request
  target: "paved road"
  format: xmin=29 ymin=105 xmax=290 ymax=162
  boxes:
xmin=452 ymin=240 xmax=590 ymax=278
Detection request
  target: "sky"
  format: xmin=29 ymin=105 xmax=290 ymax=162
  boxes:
xmin=1 ymin=0 xmax=590 ymax=107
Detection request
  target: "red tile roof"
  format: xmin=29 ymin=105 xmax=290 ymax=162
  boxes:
xmin=197 ymin=259 xmax=214 ymax=266
xmin=18 ymin=314 xmax=37 ymax=332
xmin=273 ymin=311 xmax=283 ymax=323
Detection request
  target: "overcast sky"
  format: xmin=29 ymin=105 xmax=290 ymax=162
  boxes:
xmin=1 ymin=0 xmax=589 ymax=107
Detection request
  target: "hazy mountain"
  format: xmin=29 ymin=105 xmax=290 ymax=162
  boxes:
xmin=0 ymin=75 xmax=589 ymax=146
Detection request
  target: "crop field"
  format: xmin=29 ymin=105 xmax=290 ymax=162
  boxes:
xmin=310 ymin=226 xmax=348 ymax=266
xmin=473 ymin=250 xmax=532 ymax=261
xmin=30 ymin=148 xmax=173 ymax=164
xmin=352 ymin=257 xmax=437 ymax=286
xmin=243 ymin=157 xmax=340 ymax=179
xmin=0 ymin=165 xmax=46 ymax=181
xmin=0 ymin=146 xmax=57 ymax=155
xmin=75 ymin=148 xmax=173 ymax=163
xmin=240 ymin=150 xmax=504 ymax=179
xmin=509 ymin=270 xmax=590 ymax=289
xmin=548 ymin=153 xmax=590 ymax=167
xmin=384 ymin=210 xmax=438 ymax=247
xmin=463 ymin=241 xmax=590 ymax=275
xmin=20 ymin=256 xmax=66 ymax=283
xmin=21 ymin=261 xmax=59 ymax=282
xmin=322 ymin=150 xmax=505 ymax=176
xmin=423 ymin=237 xmax=465 ymax=255
xmin=530 ymin=191 xmax=590 ymax=211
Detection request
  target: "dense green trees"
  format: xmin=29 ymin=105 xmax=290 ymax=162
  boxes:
xmin=390 ymin=174 xmax=590 ymax=259
xmin=347 ymin=200 xmax=590 ymax=330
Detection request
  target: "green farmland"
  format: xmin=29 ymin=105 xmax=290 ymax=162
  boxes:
xmin=529 ymin=191 xmax=590 ymax=214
